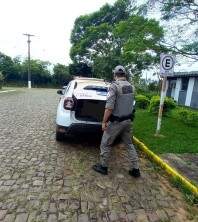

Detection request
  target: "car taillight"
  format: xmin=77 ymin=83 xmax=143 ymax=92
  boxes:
xmin=63 ymin=97 xmax=74 ymax=110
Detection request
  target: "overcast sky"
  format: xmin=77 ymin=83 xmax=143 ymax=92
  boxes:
xmin=0 ymin=0 xmax=197 ymax=73
xmin=0 ymin=0 xmax=115 ymax=65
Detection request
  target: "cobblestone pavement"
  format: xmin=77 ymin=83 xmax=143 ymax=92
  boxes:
xmin=0 ymin=89 xmax=197 ymax=222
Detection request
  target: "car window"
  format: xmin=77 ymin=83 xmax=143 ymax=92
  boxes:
xmin=84 ymin=85 xmax=107 ymax=92
xmin=63 ymin=82 xmax=71 ymax=95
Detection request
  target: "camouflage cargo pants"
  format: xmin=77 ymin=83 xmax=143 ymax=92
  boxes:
xmin=100 ymin=120 xmax=139 ymax=169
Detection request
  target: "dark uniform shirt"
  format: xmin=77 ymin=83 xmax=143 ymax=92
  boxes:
xmin=106 ymin=79 xmax=134 ymax=117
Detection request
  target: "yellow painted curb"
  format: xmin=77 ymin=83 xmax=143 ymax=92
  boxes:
xmin=133 ymin=136 xmax=198 ymax=196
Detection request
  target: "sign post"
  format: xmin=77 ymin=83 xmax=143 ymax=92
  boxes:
xmin=156 ymin=54 xmax=175 ymax=135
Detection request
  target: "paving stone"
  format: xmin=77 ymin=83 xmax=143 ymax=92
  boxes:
xmin=109 ymin=211 xmax=118 ymax=222
xmin=135 ymin=209 xmax=149 ymax=222
xmin=119 ymin=212 xmax=127 ymax=221
xmin=69 ymin=202 xmax=80 ymax=210
xmin=81 ymin=201 xmax=87 ymax=213
xmin=58 ymin=194 xmax=70 ymax=200
xmin=78 ymin=214 xmax=89 ymax=222
xmin=36 ymin=212 xmax=47 ymax=221
xmin=165 ymin=208 xmax=176 ymax=217
xmin=0 ymin=210 xmax=7 ymax=220
xmin=3 ymin=180 xmax=15 ymax=186
xmin=41 ymin=201 xmax=49 ymax=212
xmin=27 ymin=211 xmax=37 ymax=222
xmin=156 ymin=209 xmax=169 ymax=221
xmin=49 ymin=203 xmax=57 ymax=213
xmin=88 ymin=202 xmax=94 ymax=210
xmin=1 ymin=175 xmax=11 ymax=180
xmin=125 ymin=204 xmax=133 ymax=213
xmin=15 ymin=213 xmax=29 ymax=222
xmin=3 ymin=214 xmax=15 ymax=222
xmin=16 ymin=208 xmax=26 ymax=213
xmin=127 ymin=213 xmax=136 ymax=222
xmin=48 ymin=214 xmax=57 ymax=222
xmin=147 ymin=212 xmax=160 ymax=222
xmin=33 ymin=180 xmax=43 ymax=186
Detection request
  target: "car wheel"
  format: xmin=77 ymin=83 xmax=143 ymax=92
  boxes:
xmin=56 ymin=130 xmax=65 ymax=141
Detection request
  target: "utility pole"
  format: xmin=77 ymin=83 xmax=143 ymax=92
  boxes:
xmin=23 ymin=33 xmax=35 ymax=89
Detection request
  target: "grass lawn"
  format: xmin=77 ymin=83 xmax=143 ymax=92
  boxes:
xmin=133 ymin=109 xmax=198 ymax=154
xmin=0 ymin=87 xmax=13 ymax=91
xmin=0 ymin=87 xmax=20 ymax=91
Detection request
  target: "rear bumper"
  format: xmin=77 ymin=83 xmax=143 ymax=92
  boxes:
xmin=57 ymin=123 xmax=102 ymax=135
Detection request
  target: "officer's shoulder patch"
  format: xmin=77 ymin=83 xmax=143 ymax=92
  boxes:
xmin=122 ymin=85 xmax=133 ymax=94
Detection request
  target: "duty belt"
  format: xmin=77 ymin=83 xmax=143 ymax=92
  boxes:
xmin=109 ymin=114 xmax=132 ymax=122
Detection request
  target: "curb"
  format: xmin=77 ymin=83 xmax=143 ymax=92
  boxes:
xmin=133 ymin=136 xmax=198 ymax=196
xmin=0 ymin=90 xmax=16 ymax=94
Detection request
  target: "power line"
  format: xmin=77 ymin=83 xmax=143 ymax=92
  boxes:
xmin=23 ymin=33 xmax=35 ymax=89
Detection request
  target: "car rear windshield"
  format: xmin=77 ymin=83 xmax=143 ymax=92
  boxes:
xmin=83 ymin=85 xmax=107 ymax=92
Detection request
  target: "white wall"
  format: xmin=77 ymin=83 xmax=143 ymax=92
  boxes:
xmin=174 ymin=78 xmax=182 ymax=102
xmin=185 ymin=77 xmax=195 ymax=106
xmin=171 ymin=86 xmax=175 ymax=98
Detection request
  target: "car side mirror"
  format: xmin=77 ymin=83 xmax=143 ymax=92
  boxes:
xmin=57 ymin=89 xmax=63 ymax=95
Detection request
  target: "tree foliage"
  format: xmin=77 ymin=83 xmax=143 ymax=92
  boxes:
xmin=70 ymin=0 xmax=165 ymax=79
xmin=0 ymin=52 xmax=18 ymax=81
xmin=0 ymin=51 xmax=71 ymax=87
xmin=53 ymin=63 xmax=71 ymax=85
xmin=69 ymin=63 xmax=92 ymax=77
xmin=147 ymin=0 xmax=198 ymax=59
xmin=20 ymin=60 xmax=52 ymax=85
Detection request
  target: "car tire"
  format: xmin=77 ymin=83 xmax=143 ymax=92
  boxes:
xmin=56 ymin=130 xmax=65 ymax=141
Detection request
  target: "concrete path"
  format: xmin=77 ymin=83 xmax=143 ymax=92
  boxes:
xmin=0 ymin=89 xmax=197 ymax=222
xmin=161 ymin=153 xmax=198 ymax=185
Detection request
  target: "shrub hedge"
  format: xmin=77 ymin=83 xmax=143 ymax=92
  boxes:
xmin=136 ymin=92 xmax=198 ymax=127
xmin=149 ymin=95 xmax=176 ymax=114
xmin=135 ymin=95 xmax=150 ymax=109
xmin=172 ymin=108 xmax=198 ymax=127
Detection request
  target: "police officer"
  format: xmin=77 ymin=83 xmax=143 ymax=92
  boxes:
xmin=93 ymin=65 xmax=140 ymax=177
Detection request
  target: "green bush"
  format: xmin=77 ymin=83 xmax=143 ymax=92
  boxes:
xmin=135 ymin=95 xmax=150 ymax=109
xmin=173 ymin=108 xmax=198 ymax=127
xmin=149 ymin=96 xmax=176 ymax=114
xmin=144 ymin=91 xmax=159 ymax=99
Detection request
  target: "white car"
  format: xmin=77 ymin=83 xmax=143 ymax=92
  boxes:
xmin=56 ymin=77 xmax=109 ymax=140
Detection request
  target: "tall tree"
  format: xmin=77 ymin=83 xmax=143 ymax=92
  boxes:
xmin=70 ymin=0 xmax=165 ymax=79
xmin=53 ymin=63 xmax=71 ymax=86
xmin=69 ymin=63 xmax=92 ymax=77
xmin=0 ymin=52 xmax=20 ymax=81
xmin=20 ymin=59 xmax=52 ymax=85
xmin=146 ymin=0 xmax=198 ymax=60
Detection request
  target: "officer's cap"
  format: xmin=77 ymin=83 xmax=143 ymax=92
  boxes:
xmin=113 ymin=65 xmax=126 ymax=75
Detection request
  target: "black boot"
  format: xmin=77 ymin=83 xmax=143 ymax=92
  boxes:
xmin=129 ymin=168 xmax=141 ymax=178
xmin=93 ymin=163 xmax=108 ymax=175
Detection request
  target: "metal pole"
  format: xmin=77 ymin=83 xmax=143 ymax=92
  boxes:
xmin=156 ymin=76 xmax=167 ymax=135
xmin=23 ymin=33 xmax=35 ymax=89
xmin=27 ymin=36 xmax=31 ymax=89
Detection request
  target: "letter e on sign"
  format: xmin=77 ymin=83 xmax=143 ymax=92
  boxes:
xmin=160 ymin=54 xmax=175 ymax=76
